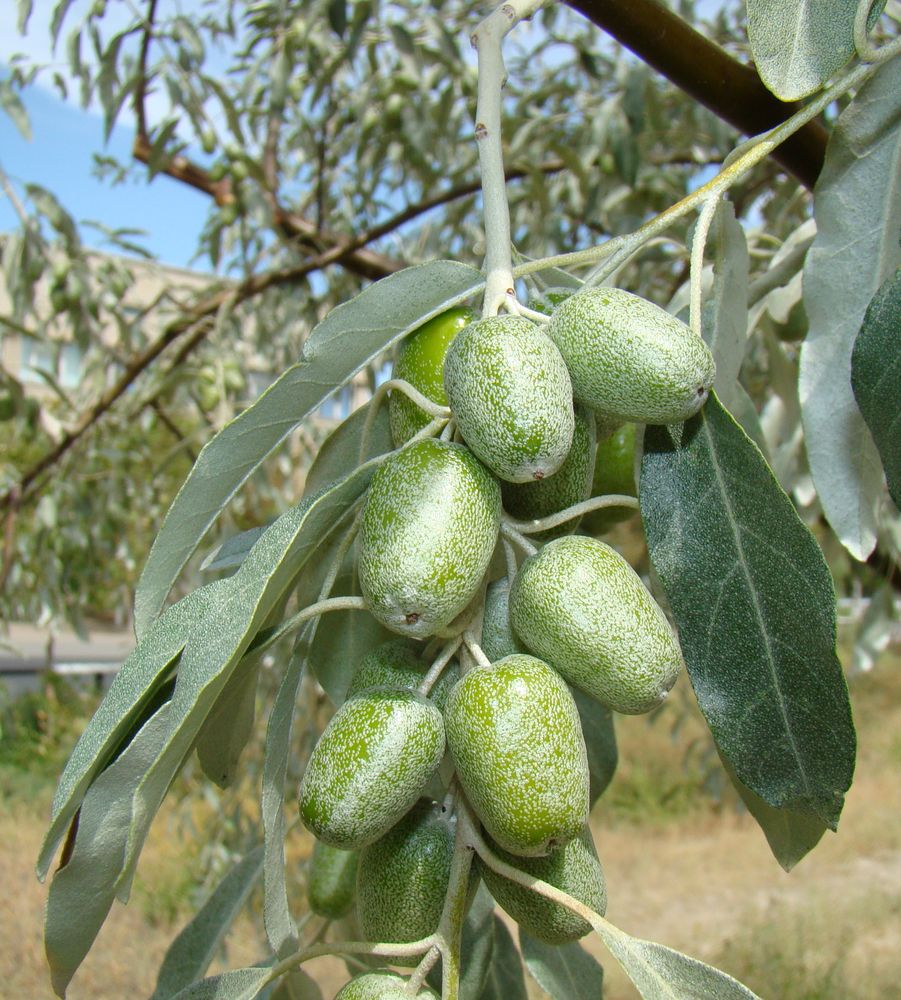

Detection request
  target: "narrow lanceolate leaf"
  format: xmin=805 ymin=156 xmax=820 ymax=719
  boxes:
xmin=572 ymin=687 xmax=618 ymax=808
xmin=168 ymin=966 xmax=273 ymax=1000
xmin=152 ymin=847 xmax=265 ymax=999
xmin=262 ymin=641 xmax=310 ymax=954
xmin=799 ymin=57 xmax=901 ymax=560
xmin=591 ymin=915 xmax=759 ymax=1000
xmin=520 ymin=932 xmax=603 ymax=1000
xmin=747 ymin=0 xmax=886 ymax=100
xmin=195 ymin=658 xmax=262 ymax=789
xmin=304 ymin=399 xmax=393 ymax=497
xmin=702 ymin=199 xmax=749 ymax=416
xmin=641 ymin=394 xmax=856 ymax=829
xmin=45 ymin=704 xmax=172 ymax=997
xmin=38 ymin=581 xmax=229 ymax=879
xmin=720 ymin=754 xmax=827 ymax=872
xmin=135 ymin=260 xmax=483 ymax=637
xmin=119 ymin=464 xmax=381 ymax=892
xmin=201 ymin=526 xmax=269 ymax=574
xmin=851 ymin=269 xmax=901 ymax=508
xmin=481 ymin=918 xmax=528 ymax=1000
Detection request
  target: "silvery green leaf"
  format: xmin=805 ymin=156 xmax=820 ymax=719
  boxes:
xmin=195 ymin=658 xmax=262 ymax=789
xmin=702 ymin=199 xmax=749 ymax=415
xmin=305 ymin=399 xmax=393 ymax=497
xmin=201 ymin=527 xmax=269 ymax=573
xmin=45 ymin=704 xmax=172 ymax=997
xmin=168 ymin=967 xmax=273 ymax=1000
xmin=135 ymin=260 xmax=482 ymax=637
xmin=38 ymin=582 xmax=229 ymax=879
xmin=720 ymin=754 xmax=826 ymax=872
xmin=572 ymin=687 xmax=618 ymax=808
xmin=591 ymin=914 xmax=759 ymax=999
xmin=520 ymin=932 xmax=603 ymax=1000
xmin=851 ymin=269 xmax=901 ymax=507
xmin=641 ymin=394 xmax=856 ymax=828
xmin=748 ymin=0 xmax=886 ymax=100
xmin=799 ymin=57 xmax=900 ymax=560
xmin=481 ymin=918 xmax=528 ymax=1000
xmin=153 ymin=848 xmax=265 ymax=999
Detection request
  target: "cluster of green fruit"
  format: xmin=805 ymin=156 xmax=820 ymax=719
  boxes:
xmin=298 ymin=290 xmax=715 ymax=997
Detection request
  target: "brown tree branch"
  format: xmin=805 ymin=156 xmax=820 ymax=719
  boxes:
xmin=565 ymin=0 xmax=829 ymax=189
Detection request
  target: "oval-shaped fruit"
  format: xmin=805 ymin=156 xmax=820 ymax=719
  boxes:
xmin=445 ymin=654 xmax=589 ymax=857
xmin=335 ymin=971 xmax=438 ymax=1000
xmin=479 ymin=825 xmax=607 ymax=944
xmin=501 ymin=403 xmax=597 ymax=540
xmin=307 ymin=840 xmax=358 ymax=919
xmin=389 ymin=307 xmax=474 ymax=447
xmin=357 ymin=800 xmax=454 ymax=963
xmin=582 ymin=422 xmax=639 ymax=535
xmin=346 ymin=638 xmax=460 ymax=714
xmin=299 ymin=688 xmax=445 ymax=850
xmin=359 ymin=439 xmax=500 ymax=639
xmin=509 ymin=536 xmax=682 ymax=714
xmin=480 ymin=577 xmax=527 ymax=663
xmin=545 ymin=287 xmax=716 ymax=424
xmin=443 ymin=315 xmax=575 ymax=483
xmin=346 ymin=639 xmax=426 ymax=699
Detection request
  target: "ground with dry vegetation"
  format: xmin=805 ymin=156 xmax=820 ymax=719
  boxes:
xmin=2 ymin=649 xmax=899 ymax=1000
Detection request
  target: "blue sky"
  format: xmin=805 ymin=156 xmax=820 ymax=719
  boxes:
xmin=0 ymin=1 xmax=214 ymax=271
xmin=0 ymin=80 xmax=212 ymax=270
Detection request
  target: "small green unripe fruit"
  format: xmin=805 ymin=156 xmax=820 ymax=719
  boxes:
xmin=359 ymin=439 xmax=500 ymax=639
xmin=445 ymin=654 xmax=589 ymax=857
xmin=335 ymin=971 xmax=438 ymax=999
xmin=479 ymin=825 xmax=607 ymax=944
xmin=443 ymin=315 xmax=574 ymax=483
xmin=299 ymin=688 xmax=445 ymax=850
xmin=389 ymin=307 xmax=474 ymax=447
xmin=501 ymin=403 xmax=597 ymax=540
xmin=307 ymin=840 xmax=358 ymax=919
xmin=582 ymin=422 xmax=639 ymax=535
xmin=545 ymin=287 xmax=716 ymax=424
xmin=509 ymin=536 xmax=682 ymax=715
xmin=357 ymin=800 xmax=454 ymax=963
xmin=347 ymin=639 xmax=460 ymax=713
xmin=346 ymin=639 xmax=425 ymax=698
xmin=480 ymin=577 xmax=527 ymax=663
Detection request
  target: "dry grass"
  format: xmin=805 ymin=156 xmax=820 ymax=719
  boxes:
xmin=3 ymin=651 xmax=900 ymax=999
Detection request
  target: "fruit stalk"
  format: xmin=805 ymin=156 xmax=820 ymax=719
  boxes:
xmin=435 ymin=810 xmax=476 ymax=1000
xmin=472 ymin=0 xmax=548 ymax=317
xmin=504 ymin=493 xmax=640 ymax=534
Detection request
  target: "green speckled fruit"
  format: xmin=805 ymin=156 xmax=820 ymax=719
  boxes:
xmin=389 ymin=306 xmax=474 ymax=447
xmin=299 ymin=688 xmax=445 ymax=849
xmin=480 ymin=577 xmax=527 ymax=663
xmin=443 ymin=315 xmax=574 ymax=483
xmin=335 ymin=971 xmax=438 ymax=999
xmin=307 ymin=840 xmax=358 ymax=919
xmin=501 ymin=403 xmax=597 ymax=540
xmin=359 ymin=439 xmax=500 ymax=639
xmin=545 ymin=288 xmax=715 ymax=424
xmin=509 ymin=536 xmax=682 ymax=715
xmin=357 ymin=800 xmax=454 ymax=963
xmin=444 ymin=654 xmax=589 ymax=857
xmin=346 ymin=639 xmax=425 ymax=698
xmin=346 ymin=639 xmax=460 ymax=713
xmin=479 ymin=825 xmax=607 ymax=944
xmin=582 ymin=422 xmax=639 ymax=535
